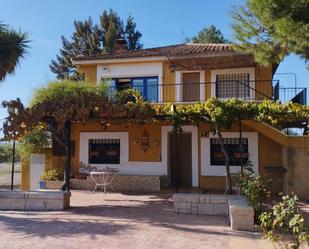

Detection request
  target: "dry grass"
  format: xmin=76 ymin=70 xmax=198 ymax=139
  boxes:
xmin=0 ymin=162 xmax=21 ymax=189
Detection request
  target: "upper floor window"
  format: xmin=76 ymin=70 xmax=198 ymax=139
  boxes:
xmin=106 ymin=77 xmax=158 ymax=102
xmin=216 ymin=73 xmax=250 ymax=99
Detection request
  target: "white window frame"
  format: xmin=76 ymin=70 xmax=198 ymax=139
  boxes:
xmin=201 ymin=132 xmax=259 ymax=176
xmin=81 ymin=132 xmax=128 ymax=166
xmin=97 ymin=62 xmax=163 ymax=102
xmin=211 ymin=68 xmax=255 ymax=100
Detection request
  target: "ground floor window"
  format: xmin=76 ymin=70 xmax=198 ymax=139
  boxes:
xmin=88 ymin=139 xmax=120 ymax=164
xmin=210 ymin=138 xmax=248 ymax=166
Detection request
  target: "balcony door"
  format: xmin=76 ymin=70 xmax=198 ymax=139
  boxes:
xmin=182 ymin=72 xmax=200 ymax=102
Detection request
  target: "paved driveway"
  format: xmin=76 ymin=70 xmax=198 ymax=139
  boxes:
xmin=0 ymin=190 xmax=274 ymax=249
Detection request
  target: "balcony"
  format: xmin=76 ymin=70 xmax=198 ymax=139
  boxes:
xmin=109 ymin=80 xmax=307 ymax=105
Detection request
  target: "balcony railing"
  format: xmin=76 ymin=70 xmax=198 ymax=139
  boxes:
xmin=109 ymin=80 xmax=307 ymax=105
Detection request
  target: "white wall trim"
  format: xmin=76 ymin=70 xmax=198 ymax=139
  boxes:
xmin=30 ymin=153 xmax=45 ymax=190
xmin=210 ymin=67 xmax=256 ymax=99
xmin=73 ymin=56 xmax=166 ymax=65
xmin=79 ymin=126 xmax=199 ymax=185
xmin=80 ymin=132 xmax=166 ymax=176
xmin=80 ymin=132 xmax=129 ymax=165
xmin=201 ymin=132 xmax=259 ymax=176
xmin=200 ymin=71 xmax=206 ymax=101
xmin=175 ymin=72 xmax=181 ymax=102
xmin=162 ymin=126 xmax=199 ymax=187
xmin=97 ymin=62 xmax=163 ymax=102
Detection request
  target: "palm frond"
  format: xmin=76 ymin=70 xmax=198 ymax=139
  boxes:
xmin=0 ymin=24 xmax=30 ymax=81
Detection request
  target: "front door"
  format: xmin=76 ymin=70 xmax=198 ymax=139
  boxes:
xmin=182 ymin=72 xmax=200 ymax=102
xmin=169 ymin=132 xmax=192 ymax=188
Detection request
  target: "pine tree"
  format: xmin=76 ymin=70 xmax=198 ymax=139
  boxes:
xmin=100 ymin=9 xmax=124 ymax=53
xmin=191 ymin=25 xmax=229 ymax=44
xmin=125 ymin=15 xmax=142 ymax=50
xmin=232 ymin=0 xmax=309 ymax=67
xmin=50 ymin=10 xmax=143 ymax=80
xmin=50 ymin=17 xmax=102 ymax=81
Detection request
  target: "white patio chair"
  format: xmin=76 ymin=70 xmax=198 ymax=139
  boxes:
xmin=90 ymin=167 xmax=119 ymax=194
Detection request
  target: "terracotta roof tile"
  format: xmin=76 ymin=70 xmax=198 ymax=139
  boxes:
xmin=72 ymin=43 xmax=242 ymax=62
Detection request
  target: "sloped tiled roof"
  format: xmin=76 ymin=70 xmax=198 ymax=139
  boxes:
xmin=72 ymin=43 xmax=242 ymax=62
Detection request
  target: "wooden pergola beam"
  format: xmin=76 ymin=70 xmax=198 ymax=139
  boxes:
xmin=169 ymin=54 xmax=256 ymax=72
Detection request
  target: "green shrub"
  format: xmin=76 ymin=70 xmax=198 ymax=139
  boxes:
xmin=0 ymin=143 xmax=20 ymax=163
xmin=19 ymin=125 xmax=50 ymax=157
xmin=237 ymin=161 xmax=271 ymax=217
xmin=260 ymin=194 xmax=309 ymax=249
xmin=30 ymin=80 xmax=109 ymax=107
xmin=41 ymin=169 xmax=59 ymax=181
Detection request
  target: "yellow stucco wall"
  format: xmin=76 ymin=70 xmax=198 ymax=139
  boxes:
xmin=255 ymin=65 xmax=273 ymax=99
xmin=205 ymin=69 xmax=211 ymax=99
xmin=282 ymin=146 xmax=309 ymax=200
xmin=258 ymin=134 xmax=283 ymax=193
xmin=162 ymin=62 xmax=176 ymax=102
xmin=78 ymin=65 xmax=97 ymax=85
xmin=21 ymin=157 xmax=30 ymax=191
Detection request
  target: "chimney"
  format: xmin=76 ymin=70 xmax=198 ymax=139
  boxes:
xmin=114 ymin=38 xmax=128 ymax=53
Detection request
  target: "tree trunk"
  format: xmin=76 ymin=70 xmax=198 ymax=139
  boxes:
xmin=215 ymin=121 xmax=233 ymax=195
xmin=61 ymin=121 xmax=71 ymax=191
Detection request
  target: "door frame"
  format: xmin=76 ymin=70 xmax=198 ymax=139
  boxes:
xmin=168 ymin=131 xmax=193 ymax=187
xmin=162 ymin=126 xmax=199 ymax=187
xmin=175 ymin=70 xmax=205 ymax=102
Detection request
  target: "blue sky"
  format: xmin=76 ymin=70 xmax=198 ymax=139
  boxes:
xmin=1 ymin=0 xmax=309 ymax=129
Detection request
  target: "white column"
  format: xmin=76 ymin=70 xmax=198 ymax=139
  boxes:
xmin=175 ymin=71 xmax=182 ymax=102
xmin=199 ymin=71 xmax=205 ymax=101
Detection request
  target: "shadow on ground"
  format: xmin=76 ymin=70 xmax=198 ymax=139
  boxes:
xmin=0 ymin=191 xmax=260 ymax=240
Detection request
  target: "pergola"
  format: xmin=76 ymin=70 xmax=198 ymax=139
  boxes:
xmin=168 ymin=53 xmax=256 ymax=71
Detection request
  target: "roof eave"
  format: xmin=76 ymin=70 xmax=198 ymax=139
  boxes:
xmin=72 ymin=56 xmax=167 ymax=65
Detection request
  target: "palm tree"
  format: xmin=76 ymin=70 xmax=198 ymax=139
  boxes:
xmin=0 ymin=23 xmax=29 ymax=81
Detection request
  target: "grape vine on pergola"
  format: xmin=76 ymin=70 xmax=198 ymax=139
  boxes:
xmin=2 ymin=81 xmax=309 ymax=193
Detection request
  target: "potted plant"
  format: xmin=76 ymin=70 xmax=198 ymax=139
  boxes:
xmin=40 ymin=169 xmax=63 ymax=189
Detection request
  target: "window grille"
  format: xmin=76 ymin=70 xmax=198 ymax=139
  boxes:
xmin=216 ymin=73 xmax=250 ymax=98
xmin=88 ymin=139 xmax=120 ymax=164
xmin=210 ymin=137 xmax=248 ymax=166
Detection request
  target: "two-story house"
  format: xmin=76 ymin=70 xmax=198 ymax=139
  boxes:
xmin=69 ymin=42 xmax=294 ymax=192
xmin=22 ymin=42 xmax=309 ymax=198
